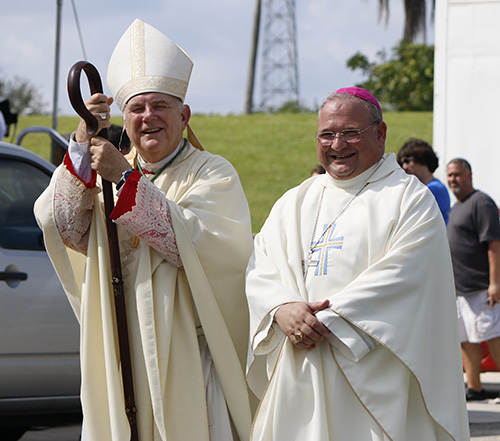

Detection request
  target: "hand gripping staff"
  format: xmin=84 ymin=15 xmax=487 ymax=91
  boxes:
xmin=67 ymin=61 xmax=139 ymax=441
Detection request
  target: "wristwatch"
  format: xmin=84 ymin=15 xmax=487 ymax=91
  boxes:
xmin=116 ymin=169 xmax=134 ymax=190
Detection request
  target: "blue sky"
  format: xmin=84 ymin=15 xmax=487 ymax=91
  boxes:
xmin=2 ymin=0 xmax=433 ymax=116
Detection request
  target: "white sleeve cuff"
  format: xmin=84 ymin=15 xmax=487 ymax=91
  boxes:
xmin=252 ymin=306 xmax=283 ymax=355
xmin=68 ymin=133 xmax=92 ymax=183
xmin=316 ymin=309 xmax=377 ymax=362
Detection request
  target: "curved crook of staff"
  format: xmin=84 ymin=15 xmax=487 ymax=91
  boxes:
xmin=67 ymin=60 xmax=139 ymax=441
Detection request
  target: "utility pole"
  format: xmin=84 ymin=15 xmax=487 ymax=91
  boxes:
xmin=52 ymin=0 xmax=62 ymax=131
xmin=244 ymin=0 xmax=262 ymax=114
xmin=51 ymin=0 xmax=65 ymax=165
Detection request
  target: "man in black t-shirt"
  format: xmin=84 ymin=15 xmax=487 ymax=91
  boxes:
xmin=447 ymin=157 xmax=500 ymax=401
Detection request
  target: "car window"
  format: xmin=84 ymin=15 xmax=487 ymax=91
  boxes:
xmin=0 ymin=156 xmax=51 ymax=251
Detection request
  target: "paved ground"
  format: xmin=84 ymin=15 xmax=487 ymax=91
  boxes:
xmin=18 ymin=372 xmax=500 ymax=440
xmin=468 ymin=372 xmax=500 ymax=440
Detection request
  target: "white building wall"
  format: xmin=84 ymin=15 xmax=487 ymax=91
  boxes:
xmin=433 ymin=0 xmax=500 ymax=204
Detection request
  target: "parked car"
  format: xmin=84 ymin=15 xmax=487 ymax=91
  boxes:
xmin=0 ymin=141 xmax=81 ymax=441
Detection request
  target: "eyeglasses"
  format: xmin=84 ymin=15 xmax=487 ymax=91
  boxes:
xmin=401 ymin=157 xmax=414 ymax=164
xmin=315 ymin=121 xmax=380 ymax=145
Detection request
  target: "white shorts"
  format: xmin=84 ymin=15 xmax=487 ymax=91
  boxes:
xmin=457 ymin=291 xmax=500 ymax=344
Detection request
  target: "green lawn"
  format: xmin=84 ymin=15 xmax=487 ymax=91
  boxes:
xmin=11 ymin=112 xmax=432 ymax=232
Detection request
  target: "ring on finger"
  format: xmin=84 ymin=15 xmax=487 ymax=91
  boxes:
xmin=99 ymin=112 xmax=107 ymax=120
xmin=294 ymin=330 xmax=304 ymax=342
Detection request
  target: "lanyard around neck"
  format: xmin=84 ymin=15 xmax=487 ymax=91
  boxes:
xmin=136 ymin=138 xmax=187 ymax=183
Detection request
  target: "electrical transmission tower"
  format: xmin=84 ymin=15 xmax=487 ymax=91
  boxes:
xmin=245 ymin=0 xmax=299 ymax=113
xmin=260 ymin=0 xmax=299 ymax=111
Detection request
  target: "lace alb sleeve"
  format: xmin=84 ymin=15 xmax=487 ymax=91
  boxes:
xmin=113 ymin=176 xmax=183 ymax=268
xmin=54 ymin=165 xmax=100 ymax=253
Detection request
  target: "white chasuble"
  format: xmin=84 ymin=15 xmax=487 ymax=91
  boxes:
xmin=35 ymin=142 xmax=254 ymax=441
xmin=246 ymin=154 xmax=470 ymax=441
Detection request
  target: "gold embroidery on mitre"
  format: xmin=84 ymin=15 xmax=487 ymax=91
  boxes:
xmin=131 ymin=19 xmax=145 ymax=80
xmin=115 ymin=76 xmax=188 ymax=110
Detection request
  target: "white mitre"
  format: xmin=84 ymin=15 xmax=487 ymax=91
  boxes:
xmin=107 ymin=19 xmax=193 ymax=111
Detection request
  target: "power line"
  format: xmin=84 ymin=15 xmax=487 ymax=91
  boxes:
xmin=70 ymin=0 xmax=87 ymax=60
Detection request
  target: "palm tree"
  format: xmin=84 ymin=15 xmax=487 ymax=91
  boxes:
xmin=377 ymin=0 xmax=434 ymax=43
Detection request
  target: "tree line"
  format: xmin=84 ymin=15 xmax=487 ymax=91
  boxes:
xmin=0 ymin=72 xmax=48 ymax=116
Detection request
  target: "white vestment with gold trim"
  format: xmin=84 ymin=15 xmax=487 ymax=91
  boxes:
xmin=35 ymin=142 xmax=254 ymax=441
xmin=246 ymin=153 xmax=469 ymax=441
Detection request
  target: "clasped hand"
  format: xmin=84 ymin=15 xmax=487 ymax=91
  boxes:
xmin=274 ymin=299 xmax=331 ymax=349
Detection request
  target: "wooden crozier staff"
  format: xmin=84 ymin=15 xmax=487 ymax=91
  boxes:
xmin=67 ymin=60 xmax=139 ymax=441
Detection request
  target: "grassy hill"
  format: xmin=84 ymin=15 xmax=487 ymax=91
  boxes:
xmin=11 ymin=112 xmax=432 ymax=232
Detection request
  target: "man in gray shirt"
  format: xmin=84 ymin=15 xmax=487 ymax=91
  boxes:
xmin=447 ymin=158 xmax=500 ymax=401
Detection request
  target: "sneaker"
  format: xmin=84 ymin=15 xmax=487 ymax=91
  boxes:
xmin=466 ymin=388 xmax=488 ymax=401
